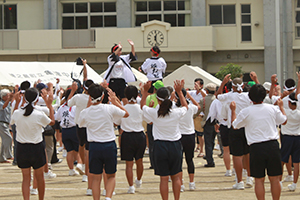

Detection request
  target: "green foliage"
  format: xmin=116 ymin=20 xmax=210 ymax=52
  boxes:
xmin=215 ymin=63 xmax=244 ymax=80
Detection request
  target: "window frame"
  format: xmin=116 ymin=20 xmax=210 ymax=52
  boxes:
xmin=209 ymin=4 xmax=236 ymax=26
xmin=134 ymin=0 xmax=191 ymax=27
xmin=241 ymin=4 xmax=252 ymax=42
xmin=62 ymin=2 xmax=117 ymax=29
xmin=0 ymin=4 xmax=17 ymax=30
xmin=295 ymin=0 xmax=300 ymax=38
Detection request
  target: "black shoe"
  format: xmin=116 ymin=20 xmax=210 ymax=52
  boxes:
xmin=203 ymin=156 xmax=206 ymax=160
xmin=149 ymin=166 xmax=154 ymax=169
xmin=218 ymin=153 xmax=223 ymax=158
xmin=204 ymin=163 xmax=215 ymax=167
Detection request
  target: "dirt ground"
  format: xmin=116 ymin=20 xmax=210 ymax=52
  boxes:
xmin=0 ymin=145 xmax=299 ymax=200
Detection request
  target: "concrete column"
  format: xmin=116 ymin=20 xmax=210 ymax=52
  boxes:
xmin=43 ymin=0 xmax=50 ymax=29
xmin=263 ymin=0 xmax=278 ymax=82
xmin=117 ymin=0 xmax=131 ymax=28
xmin=190 ymin=51 xmax=203 ymax=68
xmin=191 ymin=0 xmax=206 ymax=26
xmin=50 ymin=0 xmax=58 ymax=29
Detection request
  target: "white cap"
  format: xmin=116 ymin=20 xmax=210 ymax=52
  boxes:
xmin=263 ymin=82 xmax=271 ymax=91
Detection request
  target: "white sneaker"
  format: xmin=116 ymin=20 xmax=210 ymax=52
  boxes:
xmin=232 ymin=181 xmax=245 ymax=190
xmin=44 ymin=170 xmax=56 ymax=179
xmin=243 ymin=169 xmax=247 ymax=177
xmin=86 ymin=189 xmax=92 ymax=196
xmin=135 ymin=178 xmax=142 ymax=188
xmin=76 ymin=164 xmax=85 ymax=175
xmin=246 ymin=176 xmax=254 ymax=187
xmin=280 ymin=181 xmax=283 ymax=190
xmin=189 ymin=182 xmax=196 ymax=190
xmin=283 ymin=175 xmax=294 ymax=182
xmin=82 ymin=175 xmax=88 ymax=182
xmin=69 ymin=169 xmax=79 ymax=176
xmin=180 ymin=184 xmax=185 ymax=192
xmin=169 ymin=177 xmax=171 ymax=182
xmin=214 ymin=144 xmax=220 ymax=150
xmin=62 ymin=149 xmax=67 ymax=158
xmin=57 ymin=146 xmax=64 ymax=152
xmin=127 ymin=186 xmax=135 ymax=194
xmin=288 ymin=183 xmax=297 ymax=191
xmin=102 ymin=189 xmax=116 ymax=196
xmin=225 ymin=170 xmax=232 ymax=177
xmin=145 ymin=148 xmax=149 ymax=155
xmin=30 ymin=186 xmax=38 ymax=195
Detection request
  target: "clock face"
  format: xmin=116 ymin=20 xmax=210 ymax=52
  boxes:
xmin=147 ymin=30 xmax=164 ymax=46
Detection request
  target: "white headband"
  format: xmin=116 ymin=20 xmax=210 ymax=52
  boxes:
xmin=232 ymin=82 xmax=244 ymax=92
xmin=23 ymin=94 xmax=39 ymax=108
xmin=20 ymin=90 xmax=25 ymax=94
xmin=156 ymin=95 xmax=171 ymax=101
xmin=288 ymin=97 xmax=298 ymax=103
xmin=91 ymin=93 xmax=103 ymax=103
xmin=284 ymin=85 xmax=296 ymax=91
xmin=83 ymin=84 xmax=89 ymax=90
xmin=128 ymin=97 xmax=137 ymax=103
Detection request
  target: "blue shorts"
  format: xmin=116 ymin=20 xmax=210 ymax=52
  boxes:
xmin=17 ymin=142 xmax=46 ymax=169
xmin=195 ymin=130 xmax=204 ymax=137
xmin=120 ymin=131 xmax=146 ymax=161
xmin=76 ymin=125 xmax=89 ymax=150
xmin=89 ymin=141 xmax=117 ymax=175
xmin=62 ymin=127 xmax=79 ymax=152
xmin=281 ymin=134 xmax=300 ymax=163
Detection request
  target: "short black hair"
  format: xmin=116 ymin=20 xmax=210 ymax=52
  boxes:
xmin=111 ymin=44 xmax=119 ymax=53
xmin=151 ymin=46 xmax=161 ymax=55
xmin=194 ymin=78 xmax=204 ymax=85
xmin=156 ymin=87 xmax=170 ymax=100
xmin=248 ymin=84 xmax=266 ymax=103
xmin=88 ymin=84 xmax=105 ymax=100
xmin=285 ymin=78 xmax=296 ymax=90
xmin=124 ymin=85 xmax=138 ymax=100
xmin=289 ymin=92 xmax=297 ymax=106
xmin=20 ymin=81 xmax=31 ymax=90
xmin=84 ymin=79 xmax=94 ymax=88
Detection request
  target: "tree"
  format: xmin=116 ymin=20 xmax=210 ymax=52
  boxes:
xmin=215 ymin=63 xmax=244 ymax=80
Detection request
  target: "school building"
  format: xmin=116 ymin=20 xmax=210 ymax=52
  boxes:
xmin=0 ymin=0 xmax=299 ymax=83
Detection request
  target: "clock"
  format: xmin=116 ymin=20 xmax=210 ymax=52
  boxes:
xmin=147 ymin=30 xmax=164 ymax=46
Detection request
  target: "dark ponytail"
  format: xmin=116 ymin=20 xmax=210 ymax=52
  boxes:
xmin=175 ymin=88 xmax=188 ymax=107
xmin=156 ymin=87 xmax=172 ymax=117
xmin=22 ymin=88 xmax=39 ymax=116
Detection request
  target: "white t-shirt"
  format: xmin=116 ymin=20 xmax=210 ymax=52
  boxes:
xmin=55 ymin=104 xmax=76 ymax=128
xmin=114 ymin=104 xmax=144 ymax=132
xmin=207 ymin=99 xmax=227 ymax=126
xmin=175 ymin=103 xmax=198 ymax=135
xmin=141 ymin=57 xmax=167 ymax=81
xmin=187 ymin=89 xmax=206 ymax=102
xmin=68 ymin=94 xmax=89 ymax=124
xmin=78 ymin=104 xmax=126 ymax=143
xmin=281 ymin=108 xmax=300 ymax=136
xmin=232 ymin=103 xmax=287 ymax=145
xmin=11 ymin=109 xmax=51 ymax=144
xmin=143 ymin=105 xmax=187 ymax=141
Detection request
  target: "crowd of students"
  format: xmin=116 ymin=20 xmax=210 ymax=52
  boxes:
xmin=0 ymin=40 xmax=299 ymax=200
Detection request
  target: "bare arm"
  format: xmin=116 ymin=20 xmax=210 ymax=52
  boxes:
xmin=186 ymin=91 xmax=200 ymax=110
xmin=269 ymin=74 xmax=277 ymax=99
xmin=140 ymin=81 xmax=152 ymax=109
xmin=67 ymin=82 xmax=78 ymax=103
xmin=107 ymin=88 xmax=129 ymax=118
xmin=216 ymin=74 xmax=231 ymax=97
xmin=174 ymin=80 xmax=188 ymax=110
xmin=277 ymin=99 xmax=287 ymax=125
xmin=230 ymin=101 xmax=236 ymax=126
xmin=128 ymin=39 xmax=135 ymax=57
xmin=250 ymin=71 xmax=259 ymax=84
xmin=296 ymin=72 xmax=300 ymax=99
xmin=83 ymin=59 xmax=88 ymax=82
xmin=2 ymin=93 xmax=12 ymax=109
xmin=41 ymin=87 xmax=55 ymax=126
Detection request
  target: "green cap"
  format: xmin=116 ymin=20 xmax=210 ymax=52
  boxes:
xmin=153 ymin=80 xmax=164 ymax=89
xmin=247 ymin=81 xmax=256 ymax=87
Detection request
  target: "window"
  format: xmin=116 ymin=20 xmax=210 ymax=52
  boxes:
xmin=296 ymin=0 xmax=300 ymax=38
xmin=241 ymin=4 xmax=251 ymax=41
xmin=209 ymin=5 xmax=235 ymax=25
xmin=62 ymin=2 xmax=116 ymax=29
xmin=135 ymin=0 xmax=191 ymax=27
xmin=0 ymin=4 xmax=17 ymax=29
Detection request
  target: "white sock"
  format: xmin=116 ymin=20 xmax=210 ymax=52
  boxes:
xmin=105 ymin=198 xmax=111 ymax=200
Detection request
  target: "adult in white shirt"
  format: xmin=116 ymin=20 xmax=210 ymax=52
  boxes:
xmin=114 ymin=85 xmax=146 ymax=194
xmin=174 ymin=89 xmax=199 ymax=191
xmin=139 ymin=46 xmax=167 ymax=93
xmin=216 ymin=74 xmax=252 ymax=189
xmin=141 ymin=80 xmax=187 ymax=200
xmin=231 ymin=84 xmax=287 ymax=200
xmin=104 ymin=39 xmax=137 ymax=105
xmin=11 ymin=87 xmax=55 ymax=200
xmin=187 ymin=78 xmax=206 ymax=157
xmin=78 ymin=84 xmax=129 ymax=200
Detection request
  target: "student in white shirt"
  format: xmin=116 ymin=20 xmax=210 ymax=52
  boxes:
xmin=78 ymin=84 xmax=129 ymax=200
xmin=55 ymin=89 xmax=80 ymax=176
xmin=141 ymin=80 xmax=187 ymax=200
xmin=174 ymin=88 xmax=199 ymax=191
xmin=231 ymin=84 xmax=287 ymax=200
xmin=187 ymin=78 xmax=206 ymax=157
xmin=216 ymin=74 xmax=252 ymax=189
xmin=105 ymin=39 xmax=137 ymax=105
xmin=115 ymin=85 xmax=146 ymax=194
xmin=11 ymin=87 xmax=55 ymax=200
xmin=139 ymin=46 xmax=167 ymax=93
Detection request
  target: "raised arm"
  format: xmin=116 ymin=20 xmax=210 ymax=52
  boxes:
xmin=128 ymin=39 xmax=135 ymax=57
xmin=67 ymin=81 xmax=78 ymax=103
xmin=83 ymin=59 xmax=88 ymax=82
xmin=174 ymin=80 xmax=188 ymax=110
xmin=216 ymin=74 xmax=231 ymax=97
xmin=250 ymin=71 xmax=259 ymax=84
xmin=296 ymin=72 xmax=300 ymax=99
xmin=108 ymin=88 xmax=129 ymax=118
xmin=140 ymin=81 xmax=152 ymax=109
xmin=269 ymin=74 xmax=277 ymax=99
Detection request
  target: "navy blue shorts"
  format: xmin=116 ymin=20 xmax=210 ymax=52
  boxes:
xmin=229 ymin=127 xmax=249 ymax=156
xmin=153 ymin=140 xmax=183 ymax=176
xmin=120 ymin=131 xmax=146 ymax=161
xmin=62 ymin=127 xmax=79 ymax=152
xmin=17 ymin=142 xmax=46 ymax=169
xmin=195 ymin=130 xmax=204 ymax=137
xmin=281 ymin=134 xmax=300 ymax=163
xmin=76 ymin=125 xmax=89 ymax=150
xmin=89 ymin=141 xmax=117 ymax=175
xmin=220 ymin=125 xmax=230 ymax=147
xmin=250 ymin=140 xmax=282 ymax=178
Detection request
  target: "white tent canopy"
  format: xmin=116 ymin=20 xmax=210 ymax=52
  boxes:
xmin=0 ymin=61 xmax=103 ymax=88
xmin=100 ymin=67 xmax=148 ymax=87
xmin=163 ymin=65 xmax=222 ymax=89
